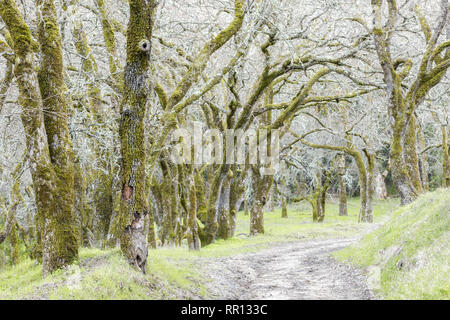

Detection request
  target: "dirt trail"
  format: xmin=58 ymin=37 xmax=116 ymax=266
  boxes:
xmin=204 ymin=238 xmax=373 ymax=300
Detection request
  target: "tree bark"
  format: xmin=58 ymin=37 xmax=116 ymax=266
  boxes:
xmin=118 ymin=0 xmax=156 ymax=273
xmin=250 ymin=167 xmax=273 ymax=235
xmin=337 ymin=154 xmax=348 ymax=216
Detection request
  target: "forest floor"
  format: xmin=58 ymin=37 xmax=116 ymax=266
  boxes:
xmin=0 ymin=197 xmax=400 ymax=299
xmin=1 ymin=191 xmax=447 ymax=300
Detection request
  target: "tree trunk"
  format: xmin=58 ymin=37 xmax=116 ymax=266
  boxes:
xmin=250 ymin=167 xmax=273 ymax=235
xmin=417 ymin=123 xmax=429 ymax=192
xmin=203 ymin=166 xmax=226 ymax=245
xmin=217 ymin=181 xmax=231 ymax=240
xmin=186 ymin=173 xmax=200 ymax=250
xmin=0 ymin=0 xmax=81 ymax=275
xmin=442 ymin=125 xmax=450 ymax=187
xmin=391 ymin=117 xmax=418 ymax=205
xmin=281 ymin=197 xmax=288 ymax=218
xmin=337 ymin=154 xmax=348 ymax=216
xmin=244 ymin=199 xmax=249 ymax=216
xmin=118 ymin=0 xmax=156 ymax=273
xmin=404 ymin=115 xmax=423 ymax=194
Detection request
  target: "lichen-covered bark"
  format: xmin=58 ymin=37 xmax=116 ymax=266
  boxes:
xmin=404 ymin=115 xmax=423 ymax=194
xmin=186 ymin=172 xmax=200 ymax=250
xmin=118 ymin=0 xmax=156 ymax=273
xmin=250 ymin=166 xmax=273 ymax=235
xmin=244 ymin=198 xmax=249 ymax=216
xmin=417 ymin=123 xmax=429 ymax=192
xmin=442 ymin=125 xmax=450 ymax=187
xmin=94 ymin=0 xmax=121 ymax=91
xmin=281 ymin=197 xmax=287 ymax=218
xmin=203 ymin=165 xmax=226 ymax=245
xmin=36 ymin=0 xmax=79 ymax=274
xmin=337 ymin=154 xmax=348 ymax=216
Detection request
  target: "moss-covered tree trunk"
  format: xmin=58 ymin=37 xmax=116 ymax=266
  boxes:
xmin=244 ymin=198 xmax=249 ymax=216
xmin=203 ymin=165 xmax=226 ymax=245
xmin=217 ymin=178 xmax=231 ymax=240
xmin=281 ymin=197 xmax=288 ymax=218
xmin=337 ymin=153 xmax=348 ymax=216
xmin=442 ymin=125 xmax=450 ymax=187
xmin=1 ymin=0 xmax=80 ymax=275
xmin=36 ymin=0 xmax=79 ymax=275
xmin=417 ymin=123 xmax=429 ymax=192
xmin=118 ymin=0 xmax=156 ymax=273
xmin=404 ymin=115 xmax=423 ymax=194
xmin=250 ymin=166 xmax=273 ymax=236
xmin=186 ymin=172 xmax=200 ymax=250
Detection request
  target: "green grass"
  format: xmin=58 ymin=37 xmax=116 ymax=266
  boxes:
xmin=334 ymin=189 xmax=450 ymax=300
xmin=0 ymin=196 xmax=399 ymax=299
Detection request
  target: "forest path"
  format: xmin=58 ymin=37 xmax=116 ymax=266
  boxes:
xmin=204 ymin=238 xmax=373 ymax=300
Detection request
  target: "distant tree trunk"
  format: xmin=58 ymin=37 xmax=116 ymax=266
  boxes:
xmin=217 ymin=180 xmax=231 ymax=240
xmin=264 ymin=185 xmax=274 ymax=212
xmin=229 ymin=170 xmax=245 ymax=237
xmin=281 ymin=197 xmax=288 ymax=218
xmin=442 ymin=125 xmax=450 ymax=187
xmin=417 ymin=123 xmax=429 ymax=192
xmin=250 ymin=167 xmax=273 ymax=235
xmin=337 ymin=154 xmax=348 ymax=216
xmin=186 ymin=172 xmax=200 ymax=250
xmin=147 ymin=204 xmax=156 ymax=249
xmin=244 ymin=199 xmax=249 ymax=216
xmin=374 ymin=169 xmax=388 ymax=200
xmin=404 ymin=115 xmax=423 ymax=194
xmin=118 ymin=0 xmax=156 ymax=274
xmin=364 ymin=151 xmax=375 ymax=223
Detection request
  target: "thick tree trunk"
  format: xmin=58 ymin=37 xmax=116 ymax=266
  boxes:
xmin=118 ymin=0 xmax=156 ymax=273
xmin=404 ymin=115 xmax=423 ymax=194
xmin=442 ymin=125 xmax=450 ymax=187
xmin=203 ymin=166 xmax=226 ymax=245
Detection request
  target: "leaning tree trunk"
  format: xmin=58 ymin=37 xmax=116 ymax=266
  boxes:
xmin=118 ymin=0 xmax=156 ymax=274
